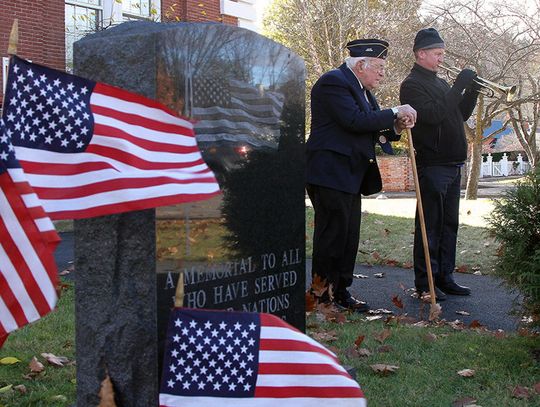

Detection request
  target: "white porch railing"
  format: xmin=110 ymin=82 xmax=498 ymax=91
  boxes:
xmin=480 ymin=153 xmax=531 ymax=178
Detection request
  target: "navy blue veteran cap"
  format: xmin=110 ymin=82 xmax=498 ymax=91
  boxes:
xmin=413 ymin=28 xmax=445 ymax=51
xmin=346 ymin=39 xmax=389 ymax=59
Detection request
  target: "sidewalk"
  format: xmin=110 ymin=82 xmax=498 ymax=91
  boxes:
xmin=307 ymin=261 xmax=523 ymax=332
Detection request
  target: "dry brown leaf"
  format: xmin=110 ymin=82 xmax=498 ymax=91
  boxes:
xmin=448 ymin=320 xmax=465 ymax=330
xmin=372 ymin=251 xmax=381 ymax=260
xmin=311 ymin=330 xmax=338 ymax=343
xmin=29 ymin=356 xmax=44 ymax=373
xmin=455 ymin=265 xmax=468 ymax=273
xmin=429 ymin=303 xmax=442 ymax=321
xmin=354 ymin=335 xmax=365 ymax=348
xmin=310 ymin=275 xmax=328 ymax=298
xmin=457 ymin=369 xmax=476 ymax=377
xmin=41 ymin=353 xmax=69 ymax=367
xmin=374 ymin=329 xmax=392 ymax=344
xmin=534 ymin=382 xmax=540 ymax=394
xmin=493 ymin=329 xmax=506 ymax=339
xmin=392 ymin=295 xmax=404 ymax=309
xmin=370 ymin=363 xmax=399 ymax=375
xmin=98 ymin=373 xmax=117 ymax=407
xmin=357 ymin=348 xmax=372 ymax=357
xmin=377 ymin=345 xmax=394 ymax=353
xmin=305 ymin=292 xmax=316 ymax=312
xmin=512 ymin=385 xmax=531 ymax=399
xmin=385 ymin=259 xmax=400 ymax=267
xmin=424 ymin=333 xmax=438 ymax=342
xmin=402 ymin=262 xmax=413 ymax=269
xmin=452 ymin=396 xmax=478 ymax=407
xmin=469 ymin=320 xmax=484 ymax=329
xmin=14 ymin=384 xmax=27 ymax=394
xmin=456 ymin=310 xmax=471 ymax=316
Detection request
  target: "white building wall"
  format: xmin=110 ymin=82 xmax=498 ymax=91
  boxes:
xmin=221 ymin=0 xmax=258 ymax=31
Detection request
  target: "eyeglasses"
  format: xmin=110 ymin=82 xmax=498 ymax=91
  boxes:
xmin=369 ymin=64 xmax=386 ymax=74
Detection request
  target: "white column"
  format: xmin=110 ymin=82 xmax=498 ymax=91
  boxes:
xmin=501 ymin=153 xmax=509 ymax=176
xmin=517 ymin=153 xmax=523 ymax=174
xmin=486 ymin=153 xmax=493 ymax=176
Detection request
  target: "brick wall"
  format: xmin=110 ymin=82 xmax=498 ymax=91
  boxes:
xmin=161 ymin=0 xmax=238 ymax=25
xmin=378 ymin=156 xmax=414 ymax=192
xmin=0 ymin=0 xmax=65 ymax=105
xmin=1 ymin=1 xmax=238 ymax=106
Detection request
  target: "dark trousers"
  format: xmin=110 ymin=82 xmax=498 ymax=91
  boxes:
xmin=413 ymin=165 xmax=461 ymax=290
xmin=306 ymin=184 xmax=362 ymax=297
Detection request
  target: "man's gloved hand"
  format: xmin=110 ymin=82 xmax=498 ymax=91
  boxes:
xmin=453 ymin=68 xmax=477 ymax=92
xmin=468 ymin=76 xmax=483 ymax=94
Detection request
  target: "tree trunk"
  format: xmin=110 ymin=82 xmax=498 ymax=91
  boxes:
xmin=465 ymin=99 xmax=484 ymax=200
xmin=465 ymin=139 xmax=483 ymax=199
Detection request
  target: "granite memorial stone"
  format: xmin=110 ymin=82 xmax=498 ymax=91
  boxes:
xmin=74 ymin=21 xmax=305 ymax=405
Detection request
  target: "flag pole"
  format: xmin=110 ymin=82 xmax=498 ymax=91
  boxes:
xmin=2 ymin=19 xmax=18 ymax=109
xmin=7 ymin=19 xmax=18 ymax=56
xmin=406 ymin=128 xmax=437 ymax=306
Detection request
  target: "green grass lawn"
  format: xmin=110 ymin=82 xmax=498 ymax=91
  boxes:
xmin=1 ymin=283 xmax=538 ymax=406
xmin=306 ymin=207 xmax=499 ymax=274
xmin=0 ymin=283 xmax=76 ymax=406
xmin=308 ymin=314 xmax=540 ymax=406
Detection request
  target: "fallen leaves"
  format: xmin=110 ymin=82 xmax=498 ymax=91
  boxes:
xmin=29 ymin=357 xmax=45 ymax=373
xmin=374 ymin=329 xmax=392 ymax=344
xmin=370 ymin=363 xmax=399 ymax=375
xmin=0 ymin=356 xmax=21 ymax=365
xmin=41 ymin=352 xmax=70 ymax=367
xmin=511 ymin=385 xmax=532 ymax=400
xmin=429 ymin=303 xmax=442 ymax=321
xmin=392 ymin=295 xmax=404 ymax=309
xmin=354 ymin=335 xmax=365 ymax=348
xmin=452 ymin=397 xmax=478 ymax=407
xmin=457 ymin=369 xmax=476 ymax=377
xmin=98 ymin=373 xmax=117 ymax=407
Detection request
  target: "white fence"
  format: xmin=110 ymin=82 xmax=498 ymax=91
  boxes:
xmin=481 ymin=153 xmax=531 ymax=178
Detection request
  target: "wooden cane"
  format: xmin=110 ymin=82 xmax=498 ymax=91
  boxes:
xmin=406 ymin=128 xmax=437 ymax=306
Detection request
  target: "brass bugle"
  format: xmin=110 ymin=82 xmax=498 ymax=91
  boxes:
xmin=439 ymin=63 xmax=517 ymax=102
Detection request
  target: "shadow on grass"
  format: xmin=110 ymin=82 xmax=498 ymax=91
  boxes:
xmin=306 ymin=208 xmax=499 ymax=274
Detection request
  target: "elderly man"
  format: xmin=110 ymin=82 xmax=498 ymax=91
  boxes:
xmin=400 ymin=28 xmax=480 ymax=300
xmin=307 ymin=38 xmax=416 ymax=312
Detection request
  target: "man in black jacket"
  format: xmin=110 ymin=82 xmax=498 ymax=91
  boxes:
xmin=307 ymin=39 xmax=416 ymax=312
xmin=400 ymin=28 xmax=480 ymax=300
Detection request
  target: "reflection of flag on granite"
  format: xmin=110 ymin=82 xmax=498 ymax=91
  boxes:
xmin=159 ymin=308 xmax=366 ymax=407
xmin=0 ymin=119 xmax=59 ymax=348
xmin=192 ymin=78 xmax=285 ymax=148
xmin=2 ymin=56 xmax=220 ymax=220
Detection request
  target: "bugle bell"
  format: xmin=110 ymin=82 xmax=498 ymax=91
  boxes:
xmin=439 ymin=63 xmax=517 ymax=103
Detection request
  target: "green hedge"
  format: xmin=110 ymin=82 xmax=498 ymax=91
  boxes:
xmin=489 ymin=167 xmax=540 ymax=324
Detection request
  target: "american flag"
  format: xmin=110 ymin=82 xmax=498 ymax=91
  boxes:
xmin=159 ymin=308 xmax=366 ymax=407
xmin=0 ymin=118 xmax=59 ymax=347
xmin=2 ymin=56 xmax=220 ymax=220
xmin=191 ymin=77 xmax=285 ymax=149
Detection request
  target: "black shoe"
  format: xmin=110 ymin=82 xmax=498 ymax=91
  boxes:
xmin=416 ymin=287 xmax=447 ymax=301
xmin=334 ymin=291 xmax=370 ymax=313
xmin=437 ymin=281 xmax=471 ymax=296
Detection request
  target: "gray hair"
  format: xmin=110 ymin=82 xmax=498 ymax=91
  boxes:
xmin=345 ymin=56 xmax=370 ymax=69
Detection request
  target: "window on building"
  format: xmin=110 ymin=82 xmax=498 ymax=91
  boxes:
xmin=65 ymin=0 xmax=103 ymax=72
xmin=65 ymin=1 xmax=160 ymax=70
xmin=123 ymin=0 xmax=156 ymax=20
